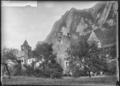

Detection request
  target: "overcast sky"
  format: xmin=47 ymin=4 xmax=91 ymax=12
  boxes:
xmin=2 ymin=1 xmax=98 ymax=50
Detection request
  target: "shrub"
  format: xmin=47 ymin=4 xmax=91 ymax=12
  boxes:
xmin=13 ymin=64 xmax=22 ymax=76
xmin=32 ymin=42 xmax=64 ymax=78
xmin=50 ymin=72 xmax=63 ymax=79
xmin=63 ymin=74 xmax=68 ymax=77
xmin=36 ymin=62 xmax=63 ymax=78
xmin=63 ymin=74 xmax=72 ymax=77
xmin=71 ymin=67 xmax=81 ymax=77
xmin=68 ymin=74 xmax=71 ymax=76
xmin=23 ymin=64 xmax=35 ymax=76
xmin=42 ymin=69 xmax=51 ymax=78
xmin=34 ymin=69 xmax=45 ymax=77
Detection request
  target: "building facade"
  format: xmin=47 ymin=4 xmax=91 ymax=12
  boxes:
xmin=21 ymin=40 xmax=32 ymax=64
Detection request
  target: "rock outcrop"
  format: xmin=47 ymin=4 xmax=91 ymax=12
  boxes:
xmin=45 ymin=1 xmax=118 ymax=73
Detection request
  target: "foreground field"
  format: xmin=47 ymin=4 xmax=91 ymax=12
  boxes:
xmin=2 ymin=75 xmax=117 ymax=86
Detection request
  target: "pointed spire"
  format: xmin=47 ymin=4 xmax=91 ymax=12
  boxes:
xmin=22 ymin=40 xmax=29 ymax=46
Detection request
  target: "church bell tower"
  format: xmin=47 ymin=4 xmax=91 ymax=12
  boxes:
xmin=21 ymin=40 xmax=32 ymax=60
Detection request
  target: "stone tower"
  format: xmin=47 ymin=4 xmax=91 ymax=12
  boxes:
xmin=21 ymin=40 xmax=32 ymax=62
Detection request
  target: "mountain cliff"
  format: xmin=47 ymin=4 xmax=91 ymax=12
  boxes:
xmin=45 ymin=1 xmax=117 ymax=45
xmin=45 ymin=1 xmax=118 ymax=71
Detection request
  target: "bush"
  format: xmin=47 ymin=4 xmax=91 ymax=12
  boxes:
xmin=34 ymin=69 xmax=47 ymax=77
xmin=63 ymin=74 xmax=67 ymax=77
xmin=63 ymin=74 xmax=72 ymax=77
xmin=103 ymin=60 xmax=117 ymax=75
xmin=50 ymin=72 xmax=63 ymax=79
xmin=42 ymin=69 xmax=51 ymax=78
xmin=21 ymin=61 xmax=63 ymax=78
xmin=38 ymin=62 xmax=63 ymax=78
xmin=23 ymin=64 xmax=35 ymax=76
xmin=34 ymin=69 xmax=41 ymax=77
xmin=13 ymin=64 xmax=22 ymax=76
xmin=71 ymin=67 xmax=81 ymax=77
xmin=7 ymin=65 xmax=15 ymax=76
xmin=71 ymin=66 xmax=88 ymax=77
xmin=32 ymin=42 xmax=64 ymax=78
xmin=67 ymin=74 xmax=72 ymax=77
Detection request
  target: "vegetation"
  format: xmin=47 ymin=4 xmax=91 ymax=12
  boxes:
xmin=66 ymin=41 xmax=116 ymax=77
xmin=32 ymin=43 xmax=63 ymax=78
xmin=1 ymin=47 xmax=18 ymax=63
xmin=1 ymin=43 xmax=63 ymax=78
xmin=1 ymin=47 xmax=22 ymax=76
xmin=22 ymin=61 xmax=36 ymax=76
xmin=1 ymin=40 xmax=116 ymax=79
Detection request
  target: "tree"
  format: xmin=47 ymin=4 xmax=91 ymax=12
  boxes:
xmin=1 ymin=63 xmax=11 ymax=79
xmin=1 ymin=47 xmax=15 ymax=78
xmin=33 ymin=43 xmax=54 ymax=61
xmin=66 ymin=41 xmax=89 ymax=77
xmin=109 ymin=44 xmax=116 ymax=59
xmin=23 ymin=61 xmax=36 ymax=76
xmin=84 ymin=43 xmax=108 ymax=76
xmin=1 ymin=47 xmax=23 ymax=76
xmin=1 ymin=47 xmax=20 ymax=63
xmin=66 ymin=41 xmax=108 ymax=77
xmin=33 ymin=42 xmax=63 ymax=78
xmin=98 ymin=44 xmax=117 ymax=75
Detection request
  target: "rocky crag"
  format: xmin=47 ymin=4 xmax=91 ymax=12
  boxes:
xmin=45 ymin=1 xmax=118 ymax=73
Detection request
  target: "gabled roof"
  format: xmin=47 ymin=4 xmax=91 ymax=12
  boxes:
xmin=88 ymin=30 xmax=99 ymax=42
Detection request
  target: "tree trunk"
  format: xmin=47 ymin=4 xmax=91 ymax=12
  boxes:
xmin=5 ymin=64 xmax=11 ymax=79
xmin=2 ymin=63 xmax=11 ymax=79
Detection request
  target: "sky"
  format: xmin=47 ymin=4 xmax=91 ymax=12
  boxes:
xmin=2 ymin=1 xmax=98 ymax=50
